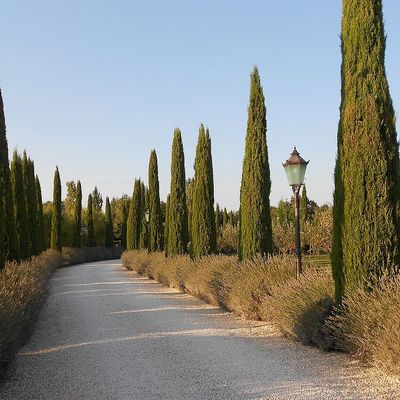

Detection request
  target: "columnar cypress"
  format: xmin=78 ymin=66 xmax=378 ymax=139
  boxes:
xmin=139 ymin=181 xmax=147 ymax=249
xmin=127 ymin=179 xmax=142 ymax=250
xmin=105 ymin=196 xmax=113 ymax=248
xmin=0 ymin=89 xmax=5 ymax=267
xmin=167 ymin=129 xmax=188 ymax=256
xmin=11 ymin=152 xmax=30 ymax=259
xmin=35 ymin=175 xmax=45 ymax=252
xmin=22 ymin=152 xmax=33 ymax=254
xmin=148 ymin=150 xmax=162 ymax=252
xmin=51 ymin=167 xmax=62 ymax=252
xmin=215 ymin=203 xmax=220 ymax=236
xmin=222 ymin=208 xmax=228 ymax=229
xmin=300 ymin=185 xmax=308 ymax=228
xmin=28 ymin=158 xmax=39 ymax=255
xmin=164 ymin=194 xmax=170 ymax=257
xmin=228 ymin=210 xmax=235 ymax=226
xmin=121 ymin=203 xmax=127 ymax=248
xmin=87 ymin=194 xmax=95 ymax=246
xmin=72 ymin=181 xmax=82 ymax=248
xmin=332 ymin=0 xmax=400 ymax=302
xmin=239 ymin=67 xmax=272 ymax=260
xmin=191 ymin=125 xmax=216 ymax=257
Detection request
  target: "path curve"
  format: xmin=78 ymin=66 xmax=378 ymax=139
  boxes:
xmin=1 ymin=260 xmax=399 ymax=399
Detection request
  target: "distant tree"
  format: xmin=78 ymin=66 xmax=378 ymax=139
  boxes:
xmin=228 ymin=210 xmax=235 ymax=226
xmin=87 ymin=194 xmax=95 ymax=246
xmin=110 ymin=195 xmax=130 ymax=243
xmin=148 ymin=150 xmax=163 ymax=251
xmin=51 ymin=167 xmax=62 ymax=252
xmin=105 ymin=197 xmax=113 ymax=248
xmin=35 ymin=176 xmax=45 ymax=252
xmin=186 ymin=178 xmax=194 ymax=242
xmin=22 ymin=151 xmax=33 ymax=254
xmin=127 ymin=179 xmax=142 ymax=250
xmin=215 ymin=203 xmax=220 ymax=237
xmin=332 ymin=0 xmax=400 ymax=302
xmin=167 ymin=129 xmax=188 ymax=255
xmin=92 ymin=186 xmax=103 ymax=212
xmin=11 ymin=151 xmax=30 ymax=259
xmin=139 ymin=181 xmax=148 ymax=249
xmin=28 ymin=158 xmax=39 ymax=254
xmin=164 ymin=194 xmax=170 ymax=257
xmin=222 ymin=208 xmax=228 ymax=229
xmin=0 ymin=89 xmax=18 ymax=263
xmin=239 ymin=67 xmax=272 ymax=260
xmin=191 ymin=125 xmax=216 ymax=257
xmin=120 ymin=202 xmax=127 ymax=248
xmin=72 ymin=181 xmax=82 ymax=248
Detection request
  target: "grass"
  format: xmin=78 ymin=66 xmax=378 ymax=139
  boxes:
xmin=0 ymin=246 xmax=122 ymax=379
xmin=122 ymin=250 xmax=400 ymax=375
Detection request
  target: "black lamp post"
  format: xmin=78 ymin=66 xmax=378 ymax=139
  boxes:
xmin=283 ymin=147 xmax=309 ymax=279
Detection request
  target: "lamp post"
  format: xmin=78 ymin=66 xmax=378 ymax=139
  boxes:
xmin=283 ymin=147 xmax=309 ymax=279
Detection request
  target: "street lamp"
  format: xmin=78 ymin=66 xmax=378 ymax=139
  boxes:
xmin=283 ymin=147 xmax=309 ymax=279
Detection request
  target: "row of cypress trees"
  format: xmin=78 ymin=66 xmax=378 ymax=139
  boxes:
xmin=0 ymin=89 xmax=46 ymax=269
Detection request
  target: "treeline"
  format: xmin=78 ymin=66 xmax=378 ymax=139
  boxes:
xmin=0 ymin=90 xmax=116 ymax=269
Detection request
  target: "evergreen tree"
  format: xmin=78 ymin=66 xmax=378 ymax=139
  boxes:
xmin=300 ymin=185 xmax=309 ymax=228
xmin=121 ymin=203 xmax=127 ymax=248
xmin=11 ymin=151 xmax=30 ymax=259
xmin=191 ymin=124 xmax=216 ymax=257
xmin=164 ymin=194 xmax=170 ymax=257
xmin=239 ymin=66 xmax=272 ymax=260
xmin=222 ymin=208 xmax=228 ymax=229
xmin=167 ymin=129 xmax=188 ymax=255
xmin=186 ymin=178 xmax=194 ymax=243
xmin=332 ymin=0 xmax=400 ymax=302
xmin=92 ymin=186 xmax=103 ymax=212
xmin=22 ymin=151 xmax=33 ymax=254
xmin=51 ymin=167 xmax=62 ymax=252
xmin=72 ymin=181 xmax=82 ymax=248
xmin=148 ymin=150 xmax=163 ymax=252
xmin=0 ymin=89 xmax=16 ymax=265
xmin=215 ymin=203 xmax=220 ymax=237
xmin=87 ymin=194 xmax=95 ymax=246
xmin=35 ymin=175 xmax=45 ymax=252
xmin=127 ymin=179 xmax=142 ymax=250
xmin=105 ymin=197 xmax=113 ymax=247
xmin=139 ymin=181 xmax=148 ymax=249
xmin=228 ymin=210 xmax=235 ymax=226
xmin=28 ymin=158 xmax=39 ymax=254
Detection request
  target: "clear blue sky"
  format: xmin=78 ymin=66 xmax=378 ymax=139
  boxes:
xmin=1 ymin=1 xmax=400 ymax=210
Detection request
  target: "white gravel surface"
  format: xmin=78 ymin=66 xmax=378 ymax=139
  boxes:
xmin=1 ymin=260 xmax=400 ymax=400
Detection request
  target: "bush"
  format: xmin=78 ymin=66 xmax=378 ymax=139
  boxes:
xmin=326 ymin=274 xmax=400 ymax=374
xmin=261 ymin=269 xmax=335 ymax=350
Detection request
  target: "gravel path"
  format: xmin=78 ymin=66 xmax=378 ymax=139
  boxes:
xmin=1 ymin=260 xmax=400 ymax=399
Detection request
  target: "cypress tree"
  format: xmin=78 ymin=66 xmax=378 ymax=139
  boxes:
xmin=228 ymin=210 xmax=235 ymax=226
xmin=51 ymin=167 xmax=62 ymax=252
xmin=0 ymin=89 xmax=5 ymax=267
xmin=139 ymin=181 xmax=147 ymax=249
xmin=28 ymin=158 xmax=39 ymax=255
xmin=72 ymin=181 xmax=82 ymax=248
xmin=164 ymin=194 xmax=170 ymax=257
xmin=167 ymin=129 xmax=188 ymax=256
xmin=0 ymin=137 xmax=3 ymax=268
xmin=11 ymin=152 xmax=30 ymax=259
xmin=239 ymin=66 xmax=273 ymax=260
xmin=0 ymin=102 xmax=18 ymax=261
xmin=300 ymin=185 xmax=308 ymax=228
xmin=215 ymin=203 xmax=220 ymax=237
xmin=148 ymin=150 xmax=162 ymax=252
xmin=332 ymin=0 xmax=400 ymax=302
xmin=35 ymin=175 xmax=45 ymax=252
xmin=87 ymin=194 xmax=95 ymax=246
xmin=127 ymin=179 xmax=142 ymax=250
xmin=222 ymin=208 xmax=228 ymax=229
xmin=191 ymin=125 xmax=216 ymax=257
xmin=121 ymin=203 xmax=127 ymax=248
xmin=22 ymin=151 xmax=33 ymax=254
xmin=105 ymin=197 xmax=113 ymax=248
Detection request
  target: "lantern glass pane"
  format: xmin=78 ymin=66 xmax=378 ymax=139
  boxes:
xmin=284 ymin=163 xmax=307 ymax=185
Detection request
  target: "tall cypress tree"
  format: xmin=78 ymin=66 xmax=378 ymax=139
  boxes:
xmin=0 ymin=135 xmax=3 ymax=268
xmin=11 ymin=151 xmax=30 ymax=259
xmin=148 ymin=150 xmax=162 ymax=252
xmin=87 ymin=194 xmax=95 ymax=246
xmin=127 ymin=179 xmax=142 ymax=250
xmin=164 ymin=194 xmax=170 ymax=257
xmin=300 ymin=185 xmax=308 ymax=228
xmin=35 ymin=175 xmax=45 ymax=252
xmin=222 ymin=208 xmax=228 ymax=229
xmin=105 ymin=197 xmax=113 ymax=248
xmin=191 ymin=124 xmax=216 ymax=257
xmin=139 ymin=181 xmax=148 ymax=249
xmin=51 ymin=167 xmax=62 ymax=252
xmin=72 ymin=181 xmax=82 ymax=248
xmin=239 ymin=67 xmax=272 ymax=260
xmin=121 ymin=203 xmax=127 ymax=249
xmin=167 ymin=129 xmax=188 ymax=256
xmin=215 ymin=203 xmax=220 ymax=237
xmin=332 ymin=0 xmax=400 ymax=302
xmin=22 ymin=151 xmax=33 ymax=254
xmin=28 ymin=158 xmax=39 ymax=255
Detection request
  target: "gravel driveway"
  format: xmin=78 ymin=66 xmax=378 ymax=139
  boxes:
xmin=1 ymin=260 xmax=399 ymax=399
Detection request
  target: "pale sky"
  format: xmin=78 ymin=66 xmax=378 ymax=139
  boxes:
xmin=1 ymin=1 xmax=400 ymax=210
